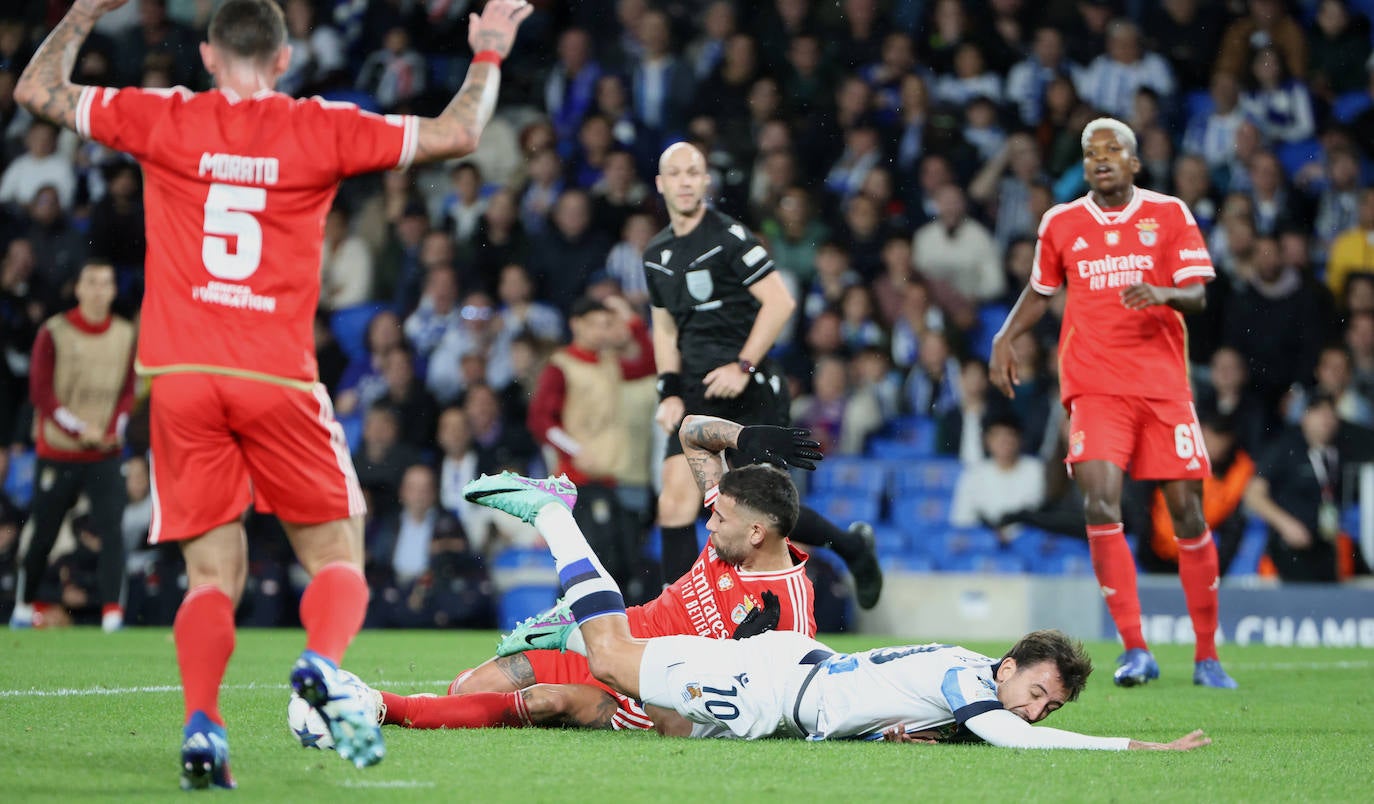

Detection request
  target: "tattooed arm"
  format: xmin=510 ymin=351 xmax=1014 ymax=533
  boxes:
xmin=14 ymin=0 xmax=119 ymax=130
xmin=679 ymin=415 xmax=744 ymax=496
xmin=412 ymin=0 xmax=533 ymax=164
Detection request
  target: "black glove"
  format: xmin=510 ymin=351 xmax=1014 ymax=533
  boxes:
xmin=730 ymin=590 xmax=781 ymax=640
xmin=735 ymin=425 xmax=824 ymax=470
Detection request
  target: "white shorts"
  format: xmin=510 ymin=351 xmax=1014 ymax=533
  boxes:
xmin=637 ymin=631 xmax=832 ymax=740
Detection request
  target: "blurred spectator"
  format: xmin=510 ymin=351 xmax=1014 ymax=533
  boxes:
xmin=888 ymin=73 xmax=932 ymax=181
xmin=860 ymin=31 xmax=918 ymax=127
xmin=370 ymin=463 xmax=449 ymax=587
xmin=85 ymin=162 xmax=145 ymax=295
xmin=120 ymin=454 xmax=153 ymax=576
xmin=934 ymin=42 xmax=1003 ymax=107
xmin=1196 ymin=346 xmax=1272 ymax=458
xmin=463 ymin=381 xmax=538 ymax=475
xmin=590 ymin=150 xmax=652 ymax=237
xmin=335 ymin=310 xmax=403 ymax=418
xmin=1006 ymin=27 xmax=1079 ymax=127
xmin=835 ymin=194 xmax=891 ymax=282
xmin=799 ymin=241 xmax=859 ymax=326
xmin=489 ymin=263 xmax=564 ymax=389
xmin=545 ymin=27 xmax=601 ymax=150
xmin=24 ymin=185 xmax=86 ymax=310
xmin=435 ymin=405 xmax=489 ymax=537
xmin=1324 ymin=187 xmax=1374 ymax=300
xmin=1223 ymin=234 xmax=1335 ymax=412
xmin=949 ymin=416 xmax=1046 ymax=534
xmin=970 ymin=132 xmax=1047 ymax=249
xmin=1289 ymin=345 xmax=1374 ymax=427
xmin=850 ymin=344 xmax=903 ymax=423
xmin=1311 ymin=148 xmax=1363 ymax=262
xmin=912 ymin=184 xmax=1004 ymax=306
xmin=376 ymin=344 xmax=440 ymax=451
xmin=872 ymin=235 xmax=918 ymax=328
xmin=1075 ymin=18 xmax=1175 ymax=119
xmin=691 ymin=33 xmax=760 ymax=141
xmin=527 ymin=189 xmax=611 ymax=315
xmin=762 ymin=187 xmax=830 ymax=283
xmin=961 ymin=96 xmax=1006 ymax=163
xmin=1240 ymin=46 xmax=1316 ymax=145
xmin=426 ymin=289 xmax=500 ymax=405
xmin=113 ymin=0 xmax=199 ymax=88
xmin=889 ymin=279 xmax=947 ymax=369
xmin=356 ymin=26 xmax=426 ymax=112
xmin=825 ymin=121 xmax=883 ymax=202
xmin=468 ymin=187 xmax=529 ymax=281
xmin=920 ymin=0 xmax=974 ymax=74
xmin=1001 ymin=332 xmax=1054 ymax=457
xmin=375 ymin=201 xmax=431 ymax=315
xmin=603 ymin=212 xmax=655 ymax=310
xmin=836 ymin=0 xmax=886 ymax=71
xmin=938 ymin=357 xmax=997 ymax=465
xmin=0 ymin=120 xmax=74 ymax=210
xmin=571 ymin=114 xmax=615 ymax=189
xmin=313 ymin=311 xmax=347 ymax=397
xmin=279 ymin=0 xmax=346 ymax=98
xmin=528 ymin=295 xmax=654 ymax=587
xmin=1245 ymin=151 xmax=1308 ymax=235
xmin=1171 ymin=155 xmax=1219 ymax=235
xmin=319 ymin=205 xmax=373 ymax=311
xmin=403 ymin=265 xmax=461 ymax=362
xmin=441 ymin=163 xmax=487 ymax=246
xmin=686 ymin=1 xmax=736 ymax=80
xmin=792 ymin=354 xmax=882 ymax=455
xmin=1143 ymin=0 xmax=1226 ymax=91
xmin=1307 ymin=0 xmax=1372 ymax=101
xmin=353 ymin=403 xmax=423 ymax=520
xmin=355 ymin=167 xmax=422 ymax=259
xmin=630 ymin=10 xmax=694 ymax=145
xmin=1143 ymin=413 xmax=1254 ymax=575
xmin=1215 ymin=0 xmax=1308 ymax=83
xmin=903 ymin=328 xmax=961 ymax=417
xmin=1183 ymin=73 xmax=1247 ymax=173
xmin=837 ymin=284 xmax=887 ymax=353
xmin=1244 ymin=394 xmax=1345 ymax=582
xmin=799 ymin=76 xmax=871 ymax=183
xmin=1346 ymin=312 xmax=1374 ymax=400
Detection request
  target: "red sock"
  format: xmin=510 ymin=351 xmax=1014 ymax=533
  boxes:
xmin=382 ymin=691 xmax=530 ymax=729
xmin=174 ymin=585 xmax=236 ymax=726
xmin=1177 ymin=530 xmax=1220 ymax=661
xmin=300 ymin=562 xmax=369 ymax=664
xmin=1087 ymin=523 xmax=1146 ymax=651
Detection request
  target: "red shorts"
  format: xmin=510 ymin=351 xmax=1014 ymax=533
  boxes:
xmin=148 ymin=372 xmax=365 ymax=543
xmin=525 ymin=650 xmax=654 ymax=731
xmin=1066 ymin=394 xmax=1210 ymax=481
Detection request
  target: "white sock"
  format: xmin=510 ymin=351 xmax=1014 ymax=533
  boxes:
xmin=535 ymin=504 xmax=625 ymax=623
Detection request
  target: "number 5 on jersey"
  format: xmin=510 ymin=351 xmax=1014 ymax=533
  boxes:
xmin=203 ymin=182 xmax=265 ymax=280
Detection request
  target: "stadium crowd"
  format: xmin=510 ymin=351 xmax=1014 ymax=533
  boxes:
xmin=2 ymin=0 xmax=1373 ymax=628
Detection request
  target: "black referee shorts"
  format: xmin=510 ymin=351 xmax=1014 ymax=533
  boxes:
xmin=664 ymin=363 xmax=791 ymax=460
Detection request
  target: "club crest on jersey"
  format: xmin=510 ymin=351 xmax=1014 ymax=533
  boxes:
xmin=717 ymin=574 xmax=734 ymax=591
xmin=1104 ymin=230 xmax=1120 ymax=246
xmin=682 ymin=683 xmax=703 ymax=702
xmin=731 ymin=602 xmax=750 ymax=624
xmin=660 ymin=249 xmax=672 ymax=264
xmin=1070 ymin=430 xmax=1086 ymax=457
xmin=1136 ymin=219 xmax=1159 ymax=246
xmin=685 ymin=269 xmax=714 ymax=301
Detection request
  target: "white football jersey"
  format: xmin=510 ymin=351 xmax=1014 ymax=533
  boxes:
xmin=801 ymin=644 xmax=1003 ymax=741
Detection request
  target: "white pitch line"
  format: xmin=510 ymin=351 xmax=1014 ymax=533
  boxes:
xmin=0 ymin=679 xmax=454 ymax=699
xmin=1225 ymin=660 xmax=1374 ymax=671
xmin=340 ymin=780 xmax=437 ymax=789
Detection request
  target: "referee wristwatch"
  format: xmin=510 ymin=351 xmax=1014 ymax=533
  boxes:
xmin=737 ymin=358 xmax=757 ymax=375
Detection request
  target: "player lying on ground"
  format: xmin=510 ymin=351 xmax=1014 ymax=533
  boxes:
xmin=458 ymin=471 xmax=1211 ymax=749
xmin=365 ymin=415 xmax=824 ymax=732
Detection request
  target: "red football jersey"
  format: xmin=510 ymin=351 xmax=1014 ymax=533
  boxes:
xmin=76 ymin=86 xmax=418 ymax=386
xmin=1030 ymin=188 xmax=1215 ymax=404
xmin=627 ymin=541 xmax=816 ymax=639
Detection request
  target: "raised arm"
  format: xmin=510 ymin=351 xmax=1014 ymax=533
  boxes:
xmin=411 ymin=0 xmax=533 ymax=164
xmin=678 ymin=415 xmax=743 ymax=496
xmin=680 ymin=414 xmax=822 ymax=496
xmin=14 ymin=0 xmax=119 ymax=130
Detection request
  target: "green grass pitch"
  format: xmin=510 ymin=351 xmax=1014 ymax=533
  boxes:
xmin=1 ymin=628 xmax=1370 ymax=802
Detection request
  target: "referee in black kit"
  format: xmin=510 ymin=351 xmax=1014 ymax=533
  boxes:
xmin=645 ymin=142 xmax=882 ymax=608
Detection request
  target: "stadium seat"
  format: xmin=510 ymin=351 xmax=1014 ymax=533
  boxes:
xmin=972 ymin=304 xmax=1011 ymax=361
xmin=1333 ymin=90 xmax=1373 ymax=124
xmin=869 ymin=524 xmax=908 ymax=554
xmin=497 ymin=585 xmax=559 ymax=631
xmin=491 ymin=548 xmax=556 ymax=571
xmin=868 ymin=438 xmax=932 ymax=460
xmin=810 ymin=457 xmax=890 ymax=498
xmin=889 ymin=493 xmax=953 ymax=529
xmin=1275 ymin=138 xmax=1323 ymax=180
xmin=3 ymin=448 xmax=35 ymax=509
xmin=808 ymin=492 xmax=882 ymax=528
xmin=330 ymin=302 xmax=389 ymax=364
xmin=1230 ymin=518 xmax=1270 ymax=577
xmin=939 ymin=552 xmax=1025 ymax=574
xmin=891 ymin=458 xmax=962 ymax=495
xmin=1184 ymin=89 xmax=1214 ymax=122
xmin=338 ymin=412 xmax=364 ymax=452
xmin=1035 ymin=553 xmax=1094 ymax=576
xmin=884 ymin=554 xmax=937 ymax=573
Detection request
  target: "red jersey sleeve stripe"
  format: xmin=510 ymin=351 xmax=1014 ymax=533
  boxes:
xmin=398 ymin=115 xmax=419 ymax=169
xmin=76 ymin=85 xmax=96 ymax=139
xmin=1030 ymin=278 xmax=1059 ymax=295
xmin=1173 ymin=266 xmax=1215 ymax=284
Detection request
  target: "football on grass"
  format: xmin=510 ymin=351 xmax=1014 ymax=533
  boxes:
xmin=288 ymin=693 xmax=333 ymax=750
